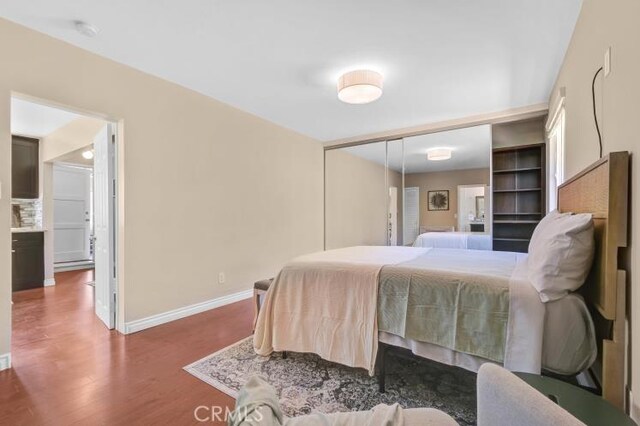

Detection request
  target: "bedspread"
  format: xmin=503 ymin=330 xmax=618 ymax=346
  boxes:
xmin=253 ymin=246 xmax=428 ymax=374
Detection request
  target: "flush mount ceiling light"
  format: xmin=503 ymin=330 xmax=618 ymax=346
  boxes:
xmin=337 ymin=70 xmax=383 ymax=104
xmin=427 ymin=148 xmax=452 ymax=161
xmin=75 ymin=21 xmax=99 ymax=38
xmin=82 ymin=150 xmax=94 ymax=160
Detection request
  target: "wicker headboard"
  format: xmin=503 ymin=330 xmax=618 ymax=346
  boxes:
xmin=557 ymin=151 xmax=629 ymax=409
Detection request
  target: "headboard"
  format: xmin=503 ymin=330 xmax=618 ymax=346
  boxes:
xmin=557 ymin=151 xmax=629 ymax=409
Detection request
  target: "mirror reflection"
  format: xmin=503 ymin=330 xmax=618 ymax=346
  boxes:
xmin=325 ymin=124 xmax=492 ymax=250
xmin=403 ymin=125 xmax=491 ymax=249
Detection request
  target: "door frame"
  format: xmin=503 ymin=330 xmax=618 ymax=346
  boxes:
xmin=8 ymin=92 xmax=124 ymax=335
xmin=457 ymin=184 xmax=486 ymax=232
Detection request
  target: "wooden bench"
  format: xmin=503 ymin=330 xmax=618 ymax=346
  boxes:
xmin=253 ymin=278 xmax=273 ymax=331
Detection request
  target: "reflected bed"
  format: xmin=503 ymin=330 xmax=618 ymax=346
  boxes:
xmin=412 ymin=231 xmax=491 ymax=250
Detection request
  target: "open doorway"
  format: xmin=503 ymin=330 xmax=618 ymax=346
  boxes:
xmin=457 ymin=184 xmax=489 ymax=233
xmin=10 ymin=96 xmax=118 ymax=331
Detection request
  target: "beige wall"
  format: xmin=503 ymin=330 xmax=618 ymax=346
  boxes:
xmin=405 ymin=168 xmax=490 ymax=230
xmin=491 ymin=117 xmax=546 ymax=149
xmin=0 ymin=18 xmax=324 ymax=359
xmin=325 ymin=149 xmax=389 ymax=249
xmin=549 ymin=0 xmax=639 ymax=418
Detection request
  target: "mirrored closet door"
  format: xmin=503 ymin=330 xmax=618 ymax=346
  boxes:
xmin=325 ymin=124 xmax=492 ymax=249
xmin=403 ymin=125 xmax=492 ymax=244
xmin=325 ymin=142 xmax=388 ymax=250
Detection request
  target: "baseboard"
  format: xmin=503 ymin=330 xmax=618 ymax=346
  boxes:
xmin=44 ymin=278 xmax=55 ymax=287
xmin=0 ymin=353 xmax=11 ymax=371
xmin=631 ymin=388 xmax=639 ymax=422
xmin=123 ymin=289 xmax=253 ymax=334
xmin=54 ymin=264 xmax=95 ymax=273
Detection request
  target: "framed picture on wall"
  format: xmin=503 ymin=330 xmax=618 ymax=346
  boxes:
xmin=428 ymin=190 xmax=449 ymax=211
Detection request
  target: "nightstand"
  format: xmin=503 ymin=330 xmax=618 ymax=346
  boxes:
xmin=515 ymin=373 xmax=636 ymax=426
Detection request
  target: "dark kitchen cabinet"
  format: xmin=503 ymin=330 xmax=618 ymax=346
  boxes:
xmin=12 ymin=136 xmax=40 ymax=199
xmin=12 ymin=232 xmax=44 ymax=292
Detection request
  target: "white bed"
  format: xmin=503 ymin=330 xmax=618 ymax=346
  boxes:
xmin=412 ymin=231 xmax=492 ymax=250
xmin=254 ymin=246 xmax=596 ymax=376
xmin=379 ymin=283 xmax=596 ymax=376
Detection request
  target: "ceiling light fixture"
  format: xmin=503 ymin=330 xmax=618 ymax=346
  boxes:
xmin=82 ymin=150 xmax=94 ymax=160
xmin=427 ymin=148 xmax=452 ymax=161
xmin=337 ymin=70 xmax=383 ymax=104
xmin=75 ymin=21 xmax=99 ymax=38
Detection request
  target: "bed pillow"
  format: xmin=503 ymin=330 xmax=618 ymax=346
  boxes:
xmin=527 ymin=210 xmax=595 ymax=302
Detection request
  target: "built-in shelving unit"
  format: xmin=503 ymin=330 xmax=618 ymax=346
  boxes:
xmin=492 ymin=143 xmax=546 ymax=252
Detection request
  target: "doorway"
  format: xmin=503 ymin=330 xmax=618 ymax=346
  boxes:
xmin=53 ymin=164 xmax=93 ymax=268
xmin=10 ymin=95 xmax=119 ymax=331
xmin=457 ymin=184 xmax=487 ymax=232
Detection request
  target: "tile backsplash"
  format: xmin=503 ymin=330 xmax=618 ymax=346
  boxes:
xmin=12 ymin=198 xmax=43 ymax=228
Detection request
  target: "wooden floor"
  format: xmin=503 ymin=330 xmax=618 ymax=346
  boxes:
xmin=0 ymin=270 xmax=254 ymax=425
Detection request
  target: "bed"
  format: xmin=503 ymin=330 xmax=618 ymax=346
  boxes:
xmin=254 ymin=152 xmax=629 ymax=409
xmin=412 ymin=231 xmax=492 ymax=250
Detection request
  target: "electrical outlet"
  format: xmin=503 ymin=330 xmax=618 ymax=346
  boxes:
xmin=604 ymin=47 xmax=611 ymax=77
xmin=218 ymin=272 xmax=226 ymax=284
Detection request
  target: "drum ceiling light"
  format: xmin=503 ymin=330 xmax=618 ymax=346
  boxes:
xmin=337 ymin=70 xmax=383 ymax=104
xmin=427 ymin=148 xmax=452 ymax=161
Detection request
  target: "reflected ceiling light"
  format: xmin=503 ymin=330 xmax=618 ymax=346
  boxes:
xmin=82 ymin=150 xmax=94 ymax=160
xmin=75 ymin=21 xmax=99 ymax=38
xmin=427 ymin=148 xmax=452 ymax=161
xmin=337 ymin=70 xmax=383 ymax=104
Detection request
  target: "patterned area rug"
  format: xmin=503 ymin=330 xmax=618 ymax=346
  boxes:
xmin=185 ymin=337 xmax=477 ymax=425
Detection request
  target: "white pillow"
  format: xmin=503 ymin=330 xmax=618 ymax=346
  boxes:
xmin=527 ymin=210 xmax=595 ymax=302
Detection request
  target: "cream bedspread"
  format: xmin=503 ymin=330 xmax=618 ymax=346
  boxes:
xmin=253 ymin=246 xmax=428 ymax=375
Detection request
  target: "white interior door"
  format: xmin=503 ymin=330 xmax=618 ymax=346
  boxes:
xmin=403 ymin=187 xmax=419 ymax=245
xmin=53 ymin=165 xmax=92 ymax=263
xmin=93 ymin=124 xmax=116 ymax=329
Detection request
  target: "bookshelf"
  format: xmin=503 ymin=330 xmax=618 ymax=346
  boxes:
xmin=492 ymin=143 xmax=546 ymax=252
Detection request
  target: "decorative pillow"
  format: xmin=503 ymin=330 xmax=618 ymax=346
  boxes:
xmin=527 ymin=210 xmax=595 ymax=302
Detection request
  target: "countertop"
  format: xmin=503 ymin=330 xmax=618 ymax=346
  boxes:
xmin=11 ymin=227 xmax=46 ymax=233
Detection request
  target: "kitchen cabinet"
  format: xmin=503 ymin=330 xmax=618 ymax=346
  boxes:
xmin=12 ymin=135 xmax=40 ymax=199
xmin=12 ymin=232 xmax=44 ymax=292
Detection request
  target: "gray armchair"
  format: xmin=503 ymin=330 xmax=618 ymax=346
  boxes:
xmin=477 ymin=363 xmax=584 ymax=426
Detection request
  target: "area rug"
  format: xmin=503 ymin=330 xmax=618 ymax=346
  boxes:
xmin=184 ymin=337 xmax=477 ymax=425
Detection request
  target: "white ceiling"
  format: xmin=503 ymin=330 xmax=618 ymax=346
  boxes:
xmin=0 ymin=1 xmax=581 ymax=141
xmin=11 ymin=97 xmax=82 ymax=137
xmin=342 ymin=124 xmax=491 ymax=173
xmin=54 ymin=145 xmax=94 ymax=167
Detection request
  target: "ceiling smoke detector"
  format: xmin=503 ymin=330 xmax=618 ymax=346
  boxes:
xmin=75 ymin=21 xmax=99 ymax=38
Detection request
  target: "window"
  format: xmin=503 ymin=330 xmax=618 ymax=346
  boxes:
xmin=547 ymin=106 xmax=565 ymax=211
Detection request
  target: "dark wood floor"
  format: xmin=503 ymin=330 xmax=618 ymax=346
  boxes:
xmin=0 ymin=270 xmax=254 ymax=425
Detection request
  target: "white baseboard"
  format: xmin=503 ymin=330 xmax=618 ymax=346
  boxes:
xmin=0 ymin=353 xmax=11 ymax=371
xmin=631 ymin=388 xmax=639 ymax=422
xmin=123 ymin=289 xmax=253 ymax=334
xmin=44 ymin=278 xmax=56 ymax=287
